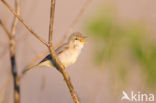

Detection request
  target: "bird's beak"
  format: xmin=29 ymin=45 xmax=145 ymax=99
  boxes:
xmin=80 ymin=35 xmax=88 ymax=44
xmin=80 ymin=39 xmax=86 ymax=44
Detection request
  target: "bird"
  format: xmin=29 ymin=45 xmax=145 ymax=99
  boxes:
xmin=23 ymin=32 xmax=87 ymax=74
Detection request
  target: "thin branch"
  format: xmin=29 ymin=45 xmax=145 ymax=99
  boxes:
xmin=0 ymin=20 xmax=12 ymax=39
xmin=19 ymin=0 xmax=93 ymax=72
xmin=54 ymin=0 xmax=92 ymax=49
xmin=26 ymin=44 xmax=62 ymax=68
xmin=0 ymin=0 xmax=21 ymax=102
xmin=28 ymin=41 xmax=62 ymax=64
xmin=27 ymin=51 xmax=49 ymax=67
xmin=1 ymin=0 xmax=83 ymax=102
xmin=17 ymin=50 xmax=49 ymax=80
xmin=1 ymin=0 xmax=49 ymax=47
xmin=0 ymin=19 xmax=20 ymax=103
xmin=48 ymin=0 xmax=55 ymax=45
xmin=49 ymin=47 xmax=80 ymax=103
xmin=0 ymin=79 xmax=11 ymax=94
xmin=9 ymin=0 xmax=21 ymax=103
xmin=0 ymin=21 xmax=11 ymax=58
xmin=10 ymin=0 xmax=20 ymax=36
xmin=48 ymin=0 xmax=80 ymax=103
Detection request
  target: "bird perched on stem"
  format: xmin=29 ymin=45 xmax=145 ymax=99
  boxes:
xmin=23 ymin=32 xmax=87 ymax=74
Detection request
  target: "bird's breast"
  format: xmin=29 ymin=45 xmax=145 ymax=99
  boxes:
xmin=58 ymin=49 xmax=81 ymax=67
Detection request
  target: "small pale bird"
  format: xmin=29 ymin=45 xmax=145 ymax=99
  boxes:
xmin=23 ymin=32 xmax=87 ymax=74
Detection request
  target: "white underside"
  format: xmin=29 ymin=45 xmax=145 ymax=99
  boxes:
xmin=38 ymin=49 xmax=81 ymax=68
xmin=58 ymin=48 xmax=81 ymax=67
xmin=38 ymin=41 xmax=83 ymax=68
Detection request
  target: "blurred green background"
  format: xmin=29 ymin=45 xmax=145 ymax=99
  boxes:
xmin=84 ymin=5 xmax=156 ymax=88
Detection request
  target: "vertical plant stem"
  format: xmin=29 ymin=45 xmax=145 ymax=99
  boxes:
xmin=48 ymin=0 xmax=55 ymax=45
xmin=49 ymin=47 xmax=80 ymax=103
xmin=0 ymin=21 xmax=20 ymax=103
xmin=10 ymin=0 xmax=20 ymax=103
xmin=48 ymin=0 xmax=80 ymax=103
xmin=1 ymin=0 xmax=82 ymax=102
xmin=0 ymin=20 xmax=20 ymax=103
xmin=0 ymin=0 xmax=21 ymax=102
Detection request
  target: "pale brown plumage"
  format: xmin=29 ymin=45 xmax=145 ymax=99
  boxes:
xmin=23 ymin=32 xmax=87 ymax=74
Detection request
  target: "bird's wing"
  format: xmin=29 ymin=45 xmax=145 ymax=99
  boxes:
xmin=55 ymin=43 xmax=69 ymax=54
xmin=23 ymin=59 xmax=54 ymax=74
xmin=22 ymin=44 xmax=69 ymax=74
xmin=40 ymin=54 xmax=52 ymax=63
xmin=40 ymin=43 xmax=69 ymax=63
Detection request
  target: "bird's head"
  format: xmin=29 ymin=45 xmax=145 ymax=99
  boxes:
xmin=68 ymin=32 xmax=87 ymax=50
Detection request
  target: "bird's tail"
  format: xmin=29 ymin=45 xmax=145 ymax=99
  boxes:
xmin=22 ymin=64 xmax=40 ymax=74
xmin=17 ymin=64 xmax=39 ymax=80
xmin=22 ymin=60 xmax=54 ymax=74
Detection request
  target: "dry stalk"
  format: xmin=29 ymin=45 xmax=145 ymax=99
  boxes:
xmin=0 ymin=0 xmax=21 ymax=102
xmin=25 ymin=0 xmax=92 ymax=70
xmin=0 ymin=20 xmax=11 ymax=39
xmin=0 ymin=79 xmax=11 ymax=94
xmin=27 ymin=51 xmax=49 ymax=67
xmin=9 ymin=0 xmax=21 ymax=103
xmin=48 ymin=0 xmax=80 ymax=103
xmin=1 ymin=0 xmax=93 ymax=103
xmin=10 ymin=0 xmax=20 ymax=36
xmin=1 ymin=0 xmax=49 ymax=47
xmin=0 ymin=20 xmax=20 ymax=103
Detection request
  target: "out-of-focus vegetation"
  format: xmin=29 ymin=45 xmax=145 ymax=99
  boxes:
xmin=85 ymin=6 xmax=156 ymax=88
